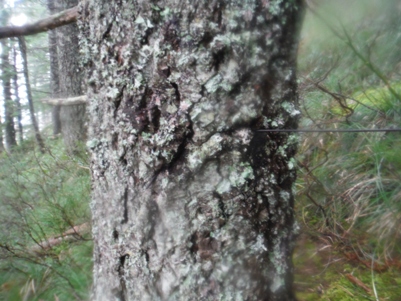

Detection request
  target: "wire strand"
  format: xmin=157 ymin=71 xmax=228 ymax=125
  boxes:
xmin=257 ymin=128 xmax=401 ymax=133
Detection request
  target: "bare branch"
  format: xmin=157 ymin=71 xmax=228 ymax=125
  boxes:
xmin=345 ymin=273 xmax=373 ymax=295
xmin=30 ymin=223 xmax=90 ymax=255
xmin=0 ymin=6 xmax=78 ymax=39
xmin=42 ymin=95 xmax=87 ymax=106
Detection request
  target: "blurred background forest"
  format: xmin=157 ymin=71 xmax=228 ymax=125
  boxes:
xmin=0 ymin=0 xmax=400 ymax=300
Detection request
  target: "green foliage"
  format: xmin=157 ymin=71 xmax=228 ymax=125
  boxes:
xmin=295 ymin=0 xmax=401 ymax=299
xmin=322 ymin=268 xmax=401 ymax=301
xmin=298 ymin=0 xmax=401 ymax=245
xmin=294 ymin=234 xmax=401 ymax=301
xmin=0 ymin=137 xmax=92 ymax=301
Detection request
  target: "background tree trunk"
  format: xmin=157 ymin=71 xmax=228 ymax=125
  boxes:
xmin=56 ymin=0 xmax=86 ymax=152
xmin=0 ymin=115 xmax=4 ymax=152
xmin=47 ymin=0 xmax=62 ymax=136
xmin=81 ymin=1 xmax=304 ymax=300
xmin=1 ymin=0 xmax=16 ymax=150
xmin=1 ymin=38 xmax=17 ymax=150
xmin=18 ymin=36 xmax=45 ymax=152
xmin=0 ymin=0 xmax=6 ymax=152
xmin=11 ymin=44 xmax=23 ymax=144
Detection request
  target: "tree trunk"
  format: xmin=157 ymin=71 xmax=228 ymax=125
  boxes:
xmin=12 ymin=44 xmax=23 ymax=144
xmin=0 ymin=0 xmax=6 ymax=152
xmin=0 ymin=0 xmax=16 ymax=150
xmin=81 ymin=1 xmax=304 ymax=300
xmin=56 ymin=0 xmax=86 ymax=152
xmin=1 ymin=38 xmax=17 ymax=150
xmin=47 ymin=0 xmax=62 ymax=136
xmin=0 ymin=115 xmax=4 ymax=153
xmin=18 ymin=36 xmax=46 ymax=153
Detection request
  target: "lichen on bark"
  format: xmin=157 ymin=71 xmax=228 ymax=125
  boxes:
xmin=80 ymin=0 xmax=304 ymax=300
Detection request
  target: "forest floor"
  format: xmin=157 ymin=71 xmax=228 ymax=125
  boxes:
xmin=293 ymin=231 xmax=401 ymax=301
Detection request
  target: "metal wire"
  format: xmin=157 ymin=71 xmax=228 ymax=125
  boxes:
xmin=257 ymin=128 xmax=401 ymax=133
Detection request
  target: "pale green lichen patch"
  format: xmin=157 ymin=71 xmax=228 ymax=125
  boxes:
xmin=228 ymin=162 xmax=254 ymax=187
xmin=188 ymin=133 xmax=227 ymax=170
xmin=205 ymin=74 xmax=223 ymax=93
xmin=288 ymin=157 xmax=296 ymax=170
xmin=268 ymin=0 xmax=284 ymax=16
xmin=216 ymin=179 xmax=231 ymax=194
xmin=270 ymin=276 xmax=285 ymax=293
xmin=134 ymin=15 xmax=154 ymax=29
xmin=279 ymin=190 xmax=291 ymax=204
xmin=86 ymin=138 xmax=99 ymax=149
xmin=251 ymin=234 xmax=268 ymax=253
xmin=282 ymin=101 xmax=301 ymax=116
xmin=230 ymin=93 xmax=260 ymax=125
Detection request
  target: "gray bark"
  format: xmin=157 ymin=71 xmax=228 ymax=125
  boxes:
xmin=56 ymin=0 xmax=86 ymax=152
xmin=81 ymin=0 xmax=304 ymax=300
xmin=47 ymin=0 xmax=62 ymax=136
xmin=52 ymin=104 xmax=62 ymax=136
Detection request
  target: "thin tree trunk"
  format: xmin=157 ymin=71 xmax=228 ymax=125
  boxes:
xmin=81 ymin=1 xmax=305 ymax=300
xmin=12 ymin=44 xmax=23 ymax=144
xmin=0 ymin=115 xmax=4 ymax=153
xmin=1 ymin=38 xmax=17 ymax=150
xmin=56 ymin=0 xmax=86 ymax=153
xmin=0 ymin=0 xmax=8 ymax=152
xmin=18 ymin=36 xmax=46 ymax=153
xmin=47 ymin=0 xmax=62 ymax=136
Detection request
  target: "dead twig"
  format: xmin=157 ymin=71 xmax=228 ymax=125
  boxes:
xmin=345 ymin=273 xmax=373 ymax=295
xmin=30 ymin=223 xmax=90 ymax=255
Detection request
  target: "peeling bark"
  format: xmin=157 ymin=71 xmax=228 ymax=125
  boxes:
xmin=81 ymin=0 xmax=304 ymax=300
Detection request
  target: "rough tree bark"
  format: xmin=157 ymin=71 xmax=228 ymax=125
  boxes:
xmin=80 ymin=0 xmax=304 ymax=300
xmin=47 ymin=0 xmax=62 ymax=136
xmin=56 ymin=0 xmax=86 ymax=152
xmin=18 ymin=36 xmax=46 ymax=152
